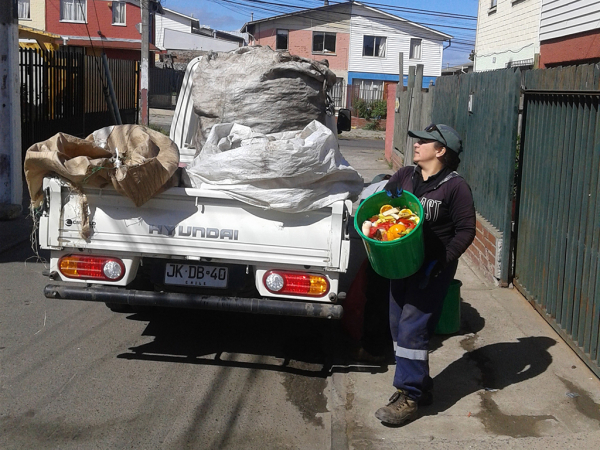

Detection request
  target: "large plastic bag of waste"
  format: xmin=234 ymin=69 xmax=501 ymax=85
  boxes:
xmin=184 ymin=120 xmax=364 ymax=212
xmin=191 ymin=46 xmax=337 ymax=151
xmin=24 ymin=125 xmax=180 ymax=209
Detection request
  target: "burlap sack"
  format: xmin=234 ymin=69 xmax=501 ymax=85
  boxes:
xmin=24 ymin=125 xmax=180 ymax=208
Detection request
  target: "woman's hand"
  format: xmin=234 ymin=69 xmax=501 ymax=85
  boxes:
xmin=384 ymin=180 xmax=403 ymax=198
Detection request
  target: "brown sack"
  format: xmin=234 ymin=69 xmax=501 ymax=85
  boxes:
xmin=24 ymin=125 xmax=180 ymax=208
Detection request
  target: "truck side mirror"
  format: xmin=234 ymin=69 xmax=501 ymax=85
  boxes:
xmin=337 ymin=108 xmax=351 ymax=134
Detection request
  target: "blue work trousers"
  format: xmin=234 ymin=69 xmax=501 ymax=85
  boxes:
xmin=389 ymin=259 xmax=458 ymax=401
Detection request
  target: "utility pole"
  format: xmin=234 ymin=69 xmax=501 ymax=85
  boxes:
xmin=140 ymin=0 xmax=149 ymax=126
xmin=0 ymin=0 xmax=22 ymax=219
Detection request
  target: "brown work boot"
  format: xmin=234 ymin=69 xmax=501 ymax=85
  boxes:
xmin=375 ymin=390 xmax=418 ymax=425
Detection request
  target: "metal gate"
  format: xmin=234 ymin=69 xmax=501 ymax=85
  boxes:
xmin=20 ymin=48 xmax=139 ymax=152
xmin=514 ymin=65 xmax=600 ymax=377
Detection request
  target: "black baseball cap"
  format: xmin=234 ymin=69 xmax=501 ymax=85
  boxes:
xmin=408 ymin=123 xmax=463 ymax=154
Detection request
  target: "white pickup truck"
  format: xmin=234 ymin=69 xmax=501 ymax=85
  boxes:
xmin=40 ymin=57 xmax=355 ymax=320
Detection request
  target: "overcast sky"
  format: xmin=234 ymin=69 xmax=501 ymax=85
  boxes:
xmin=160 ymin=0 xmax=478 ymax=67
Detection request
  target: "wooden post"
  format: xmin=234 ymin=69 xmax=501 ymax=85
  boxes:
xmin=390 ymin=52 xmax=404 ymax=167
xmin=396 ymin=52 xmax=403 ymax=112
xmin=404 ymin=66 xmax=417 ymax=164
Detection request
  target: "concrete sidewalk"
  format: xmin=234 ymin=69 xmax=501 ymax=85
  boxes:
xmin=338 ymin=141 xmax=600 ymax=448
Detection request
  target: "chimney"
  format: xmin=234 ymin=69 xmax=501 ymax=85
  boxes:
xmin=324 ymin=0 xmax=329 ymax=5
xmin=251 ymin=13 xmax=253 ymax=21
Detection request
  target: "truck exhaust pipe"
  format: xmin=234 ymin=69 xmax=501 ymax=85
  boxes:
xmin=44 ymin=284 xmax=343 ymax=320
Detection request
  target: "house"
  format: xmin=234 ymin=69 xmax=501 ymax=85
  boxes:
xmin=17 ymin=0 xmax=46 ymax=31
xmin=155 ymin=7 xmax=200 ymax=50
xmin=20 ymin=0 xmax=160 ymax=59
xmin=538 ymin=0 xmax=600 ymax=68
xmin=473 ymin=0 xmax=542 ymax=72
xmin=155 ymin=8 xmax=246 ymax=68
xmin=240 ymin=0 xmax=451 ymax=106
xmin=441 ymin=62 xmax=474 ymax=76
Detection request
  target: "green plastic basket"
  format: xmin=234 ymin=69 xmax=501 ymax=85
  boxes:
xmin=354 ymin=190 xmax=425 ymax=279
xmin=435 ymin=279 xmax=463 ymax=334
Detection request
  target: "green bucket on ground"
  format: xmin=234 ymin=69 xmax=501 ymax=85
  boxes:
xmin=435 ymin=279 xmax=463 ymax=334
xmin=354 ymin=190 xmax=425 ymax=279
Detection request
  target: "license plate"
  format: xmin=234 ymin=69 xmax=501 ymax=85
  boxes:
xmin=164 ymin=263 xmax=228 ymax=288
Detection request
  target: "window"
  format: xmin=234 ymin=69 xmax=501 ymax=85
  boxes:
xmin=409 ymin=38 xmax=422 ymax=60
xmin=18 ymin=0 xmax=30 ymax=19
xmin=363 ymin=35 xmax=387 ymax=57
xmin=61 ymin=0 xmax=86 ymax=23
xmin=491 ymin=0 xmax=498 ymax=6
xmin=276 ymin=29 xmax=288 ymax=50
xmin=352 ymin=79 xmax=384 ymax=102
xmin=112 ymin=1 xmax=126 ymax=25
xmin=313 ymin=32 xmax=336 ymax=54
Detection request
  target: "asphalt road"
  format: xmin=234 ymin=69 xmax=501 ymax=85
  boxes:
xmin=0 ymin=118 xmax=389 ymax=449
xmin=0 ymin=242 xmax=371 ymax=449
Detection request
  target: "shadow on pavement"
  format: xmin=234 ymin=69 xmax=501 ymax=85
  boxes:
xmin=429 ymin=300 xmax=486 ymax=352
xmin=420 ymin=336 xmax=557 ymax=418
xmin=117 ymin=308 xmax=389 ymax=377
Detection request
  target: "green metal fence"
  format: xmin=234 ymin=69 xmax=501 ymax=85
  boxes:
xmin=431 ymin=69 xmax=522 ymax=284
xmin=515 ymin=64 xmax=600 ymax=377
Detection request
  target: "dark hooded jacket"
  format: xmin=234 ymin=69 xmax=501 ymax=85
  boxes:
xmin=388 ymin=165 xmax=476 ymax=264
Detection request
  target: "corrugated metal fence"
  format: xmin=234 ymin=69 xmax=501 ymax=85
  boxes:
xmin=149 ymin=67 xmax=185 ymax=108
xmin=515 ymin=64 xmax=600 ymax=377
xmin=20 ymin=48 xmax=138 ymax=152
xmin=431 ymin=69 xmax=522 ymax=284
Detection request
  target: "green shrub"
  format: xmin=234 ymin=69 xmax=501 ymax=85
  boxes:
xmin=352 ymin=98 xmax=387 ymax=119
xmin=371 ymin=100 xmax=387 ymax=119
xmin=353 ymin=98 xmax=371 ymax=119
xmin=364 ymin=120 xmax=381 ymax=131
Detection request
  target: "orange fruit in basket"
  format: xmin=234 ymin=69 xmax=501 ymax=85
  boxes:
xmin=380 ymin=204 xmax=394 ymax=214
xmin=387 ymin=223 xmax=407 ymax=240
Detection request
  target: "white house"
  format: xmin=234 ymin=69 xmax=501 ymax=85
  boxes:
xmin=347 ymin=4 xmax=451 ymax=89
xmin=155 ymin=8 xmax=200 ymax=50
xmin=474 ymin=0 xmax=542 ymax=72
xmin=241 ymin=1 xmax=451 ymax=91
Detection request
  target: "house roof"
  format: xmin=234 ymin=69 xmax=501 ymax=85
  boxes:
xmin=240 ymin=1 xmax=452 ymax=41
xmin=441 ymin=62 xmax=473 ymax=75
xmin=18 ymin=25 xmax=61 ymax=43
xmin=161 ymin=7 xmax=199 ymax=24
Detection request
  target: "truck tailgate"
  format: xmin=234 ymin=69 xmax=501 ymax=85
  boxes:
xmin=40 ymin=178 xmax=351 ymax=271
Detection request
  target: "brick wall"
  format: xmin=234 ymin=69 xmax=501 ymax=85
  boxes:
xmin=46 ymin=0 xmax=141 ymax=40
xmin=253 ymin=28 xmax=350 ymax=71
xmin=463 ymin=213 xmax=503 ymax=286
xmin=540 ymin=28 xmax=600 ymax=67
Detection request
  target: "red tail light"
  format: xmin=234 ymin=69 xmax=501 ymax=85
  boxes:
xmin=59 ymin=255 xmax=125 ymax=281
xmin=263 ymin=270 xmax=329 ymax=297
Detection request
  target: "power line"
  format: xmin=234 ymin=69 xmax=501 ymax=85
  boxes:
xmin=215 ymin=0 xmax=476 ymax=36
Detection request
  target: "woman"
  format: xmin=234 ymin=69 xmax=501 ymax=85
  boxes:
xmin=374 ymin=123 xmax=476 ymax=426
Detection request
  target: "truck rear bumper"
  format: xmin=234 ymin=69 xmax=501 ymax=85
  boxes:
xmin=44 ymin=284 xmax=344 ymax=320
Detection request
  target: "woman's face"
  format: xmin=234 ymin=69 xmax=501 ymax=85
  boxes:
xmin=413 ymin=139 xmax=444 ymax=165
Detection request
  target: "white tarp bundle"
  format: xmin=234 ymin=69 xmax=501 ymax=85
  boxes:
xmin=184 ymin=120 xmax=364 ymax=212
xmin=190 ymin=46 xmax=337 ymax=151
